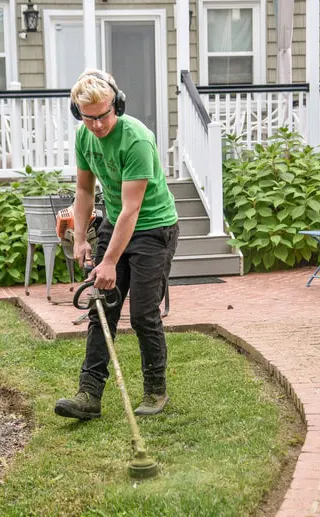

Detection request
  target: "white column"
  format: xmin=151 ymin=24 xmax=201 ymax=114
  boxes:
xmin=176 ymin=0 xmax=190 ymax=79
xmin=306 ymin=0 xmax=320 ymax=149
xmin=176 ymin=0 xmax=190 ymax=179
xmin=83 ymin=0 xmax=97 ymax=69
xmin=208 ymin=122 xmax=224 ymax=235
xmin=9 ymin=0 xmax=18 ymax=81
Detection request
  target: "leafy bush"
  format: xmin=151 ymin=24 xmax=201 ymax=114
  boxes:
xmin=0 ymin=166 xmax=82 ymax=287
xmin=223 ymin=128 xmax=320 ymax=273
xmin=10 ymin=164 xmax=69 ymax=197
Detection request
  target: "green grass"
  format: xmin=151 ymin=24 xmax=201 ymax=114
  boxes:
xmin=0 ymin=301 xmax=303 ymax=517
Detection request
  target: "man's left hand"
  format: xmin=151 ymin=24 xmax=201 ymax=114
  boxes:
xmin=87 ymin=258 xmax=116 ymax=290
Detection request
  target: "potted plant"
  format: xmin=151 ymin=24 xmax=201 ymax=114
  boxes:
xmin=10 ymin=166 xmax=76 ymax=300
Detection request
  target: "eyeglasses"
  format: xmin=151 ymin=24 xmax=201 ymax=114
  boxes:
xmin=80 ymin=102 xmax=115 ymax=121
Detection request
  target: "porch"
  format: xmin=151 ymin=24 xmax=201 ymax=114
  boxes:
xmin=0 ymin=75 xmax=316 ymax=278
xmin=0 ymin=79 xmax=311 ymax=181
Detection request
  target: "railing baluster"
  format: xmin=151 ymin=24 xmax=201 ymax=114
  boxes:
xmin=288 ymin=92 xmax=293 ymax=131
xmin=0 ymin=101 xmax=6 ymax=168
xmin=235 ymin=93 xmax=241 ymax=136
xmin=45 ymin=98 xmax=54 ymax=167
xmin=34 ymin=99 xmax=43 ymax=167
xmin=267 ymin=93 xmax=272 ymax=137
xmin=226 ymin=94 xmax=231 ymax=134
xmin=246 ymin=94 xmax=252 ymax=149
xmin=256 ymin=94 xmax=262 ymax=142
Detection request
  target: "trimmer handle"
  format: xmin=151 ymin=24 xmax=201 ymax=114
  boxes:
xmin=73 ymin=281 xmax=122 ymax=311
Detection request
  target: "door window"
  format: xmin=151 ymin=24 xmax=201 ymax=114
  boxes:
xmin=54 ymin=22 xmax=102 ymax=88
xmin=104 ymin=22 xmax=157 ymax=136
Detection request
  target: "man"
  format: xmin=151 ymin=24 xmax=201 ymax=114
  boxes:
xmin=55 ymin=69 xmax=179 ymax=419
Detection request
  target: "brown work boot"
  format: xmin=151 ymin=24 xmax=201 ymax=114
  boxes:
xmin=55 ymin=391 xmax=101 ymax=420
xmin=134 ymin=392 xmax=169 ymax=416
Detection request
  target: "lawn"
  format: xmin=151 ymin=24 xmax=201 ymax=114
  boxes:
xmin=0 ymin=301 xmax=304 ymax=517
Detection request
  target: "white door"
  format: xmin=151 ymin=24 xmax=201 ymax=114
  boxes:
xmin=44 ymin=10 xmax=168 ymax=167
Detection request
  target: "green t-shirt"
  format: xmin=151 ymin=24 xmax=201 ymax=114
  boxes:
xmin=75 ymin=115 xmax=178 ymax=230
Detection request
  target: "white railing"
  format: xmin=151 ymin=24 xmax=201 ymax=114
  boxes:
xmin=178 ymin=74 xmax=310 ymax=237
xmin=197 ymin=84 xmax=309 ymax=149
xmin=0 ymin=85 xmax=79 ymax=180
xmin=179 ymin=71 xmax=224 ymax=235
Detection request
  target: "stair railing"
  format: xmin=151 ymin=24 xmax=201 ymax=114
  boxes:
xmin=179 ymin=70 xmax=224 ymax=236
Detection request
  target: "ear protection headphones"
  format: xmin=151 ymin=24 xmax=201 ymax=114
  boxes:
xmin=70 ymin=72 xmax=126 ymax=120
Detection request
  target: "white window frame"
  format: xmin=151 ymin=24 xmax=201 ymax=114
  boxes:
xmin=0 ymin=3 xmax=13 ymax=87
xmin=198 ymin=0 xmax=266 ymax=86
xmin=43 ymin=9 xmax=168 ymax=167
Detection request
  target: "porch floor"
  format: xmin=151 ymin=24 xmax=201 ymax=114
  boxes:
xmin=1 ymin=267 xmax=320 ymax=517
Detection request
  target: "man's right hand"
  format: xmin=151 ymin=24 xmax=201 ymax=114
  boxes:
xmin=73 ymin=239 xmax=92 ymax=269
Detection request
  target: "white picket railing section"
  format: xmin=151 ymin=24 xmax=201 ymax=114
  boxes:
xmin=197 ymin=85 xmax=309 ymax=149
xmin=0 ymin=87 xmax=79 ymax=180
xmin=177 ymin=73 xmax=310 ymax=237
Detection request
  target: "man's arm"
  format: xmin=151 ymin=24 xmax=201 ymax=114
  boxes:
xmin=73 ymin=167 xmax=96 ymax=267
xmin=89 ymin=178 xmax=148 ymax=289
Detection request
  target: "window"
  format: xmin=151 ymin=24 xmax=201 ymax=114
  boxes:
xmin=0 ymin=6 xmax=8 ymax=89
xmin=200 ymin=1 xmax=265 ymax=85
xmin=51 ymin=20 xmax=101 ymax=88
xmin=208 ymin=8 xmax=253 ymax=84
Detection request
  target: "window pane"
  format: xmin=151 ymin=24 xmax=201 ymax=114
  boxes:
xmin=208 ymin=9 xmax=252 ymax=52
xmin=55 ymin=23 xmax=101 ymax=88
xmin=208 ymin=56 xmax=253 ymax=84
xmin=56 ymin=24 xmax=84 ymax=88
xmin=106 ymin=22 xmax=157 ymax=137
xmin=0 ymin=57 xmax=6 ymax=89
xmin=0 ymin=8 xmax=4 ymax=53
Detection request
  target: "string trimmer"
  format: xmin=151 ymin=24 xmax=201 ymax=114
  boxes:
xmin=73 ymin=277 xmax=159 ymax=480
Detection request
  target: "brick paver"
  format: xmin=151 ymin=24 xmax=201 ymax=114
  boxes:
xmin=1 ymin=266 xmax=320 ymax=516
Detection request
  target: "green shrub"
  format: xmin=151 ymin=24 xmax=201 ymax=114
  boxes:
xmin=223 ymin=127 xmax=320 ymax=273
xmin=10 ymin=164 xmax=69 ymax=197
xmin=0 ymin=166 xmax=82 ymax=287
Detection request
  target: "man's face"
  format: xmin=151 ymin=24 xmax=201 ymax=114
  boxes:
xmin=78 ymin=99 xmax=117 ymax=138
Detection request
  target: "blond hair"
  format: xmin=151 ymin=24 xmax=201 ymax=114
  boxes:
xmin=71 ymin=68 xmax=118 ymax=106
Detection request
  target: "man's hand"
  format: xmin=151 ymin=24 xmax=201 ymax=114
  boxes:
xmin=87 ymin=257 xmax=116 ymax=290
xmin=74 ymin=239 xmax=92 ymax=269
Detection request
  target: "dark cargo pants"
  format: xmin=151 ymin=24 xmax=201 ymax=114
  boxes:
xmin=79 ymin=219 xmax=179 ymax=398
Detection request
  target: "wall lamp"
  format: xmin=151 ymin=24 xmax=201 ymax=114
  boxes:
xmin=23 ymin=1 xmax=39 ymax=32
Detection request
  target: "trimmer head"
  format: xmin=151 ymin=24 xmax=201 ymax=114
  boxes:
xmin=128 ymin=453 xmax=158 ymax=480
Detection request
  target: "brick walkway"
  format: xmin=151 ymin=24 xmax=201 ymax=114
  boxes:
xmin=1 ymin=266 xmax=320 ymax=516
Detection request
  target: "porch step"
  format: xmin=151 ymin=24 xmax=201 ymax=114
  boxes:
xmin=175 ymin=198 xmax=206 ymax=217
xmin=167 ymin=178 xmax=198 ymax=198
xmin=171 ymin=254 xmax=241 ymax=277
xmin=178 ymin=216 xmax=210 ymax=236
xmin=176 ymin=235 xmax=231 ymax=256
xmin=166 ymin=177 xmax=242 ymax=278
